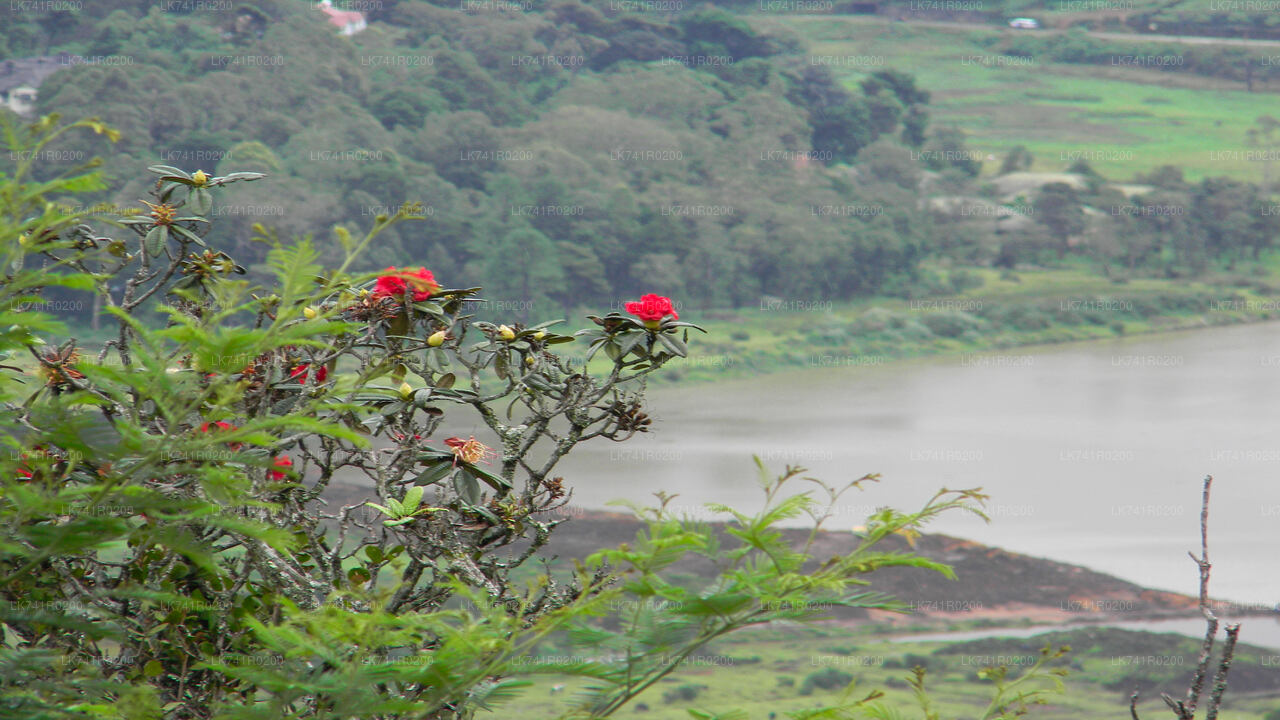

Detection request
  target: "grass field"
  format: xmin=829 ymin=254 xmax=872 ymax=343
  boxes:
xmin=753 ymin=15 xmax=1279 ymax=182
xmin=512 ymin=624 xmax=1280 ymax=719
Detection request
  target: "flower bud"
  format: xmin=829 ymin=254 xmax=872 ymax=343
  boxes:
xmin=427 ymin=330 xmax=447 ymax=347
xmin=398 ymin=382 xmax=413 ymax=400
xmin=192 ymin=170 xmax=209 ymax=186
xmin=533 ymin=330 xmax=546 ymax=341
xmin=524 ymin=355 xmax=535 ymax=367
xmin=498 ymin=325 xmax=515 ymax=341
xmin=303 ymin=306 xmax=318 ymax=319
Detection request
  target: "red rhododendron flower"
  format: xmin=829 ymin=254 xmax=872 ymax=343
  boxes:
xmin=268 ymin=455 xmax=293 ymax=481
xmin=625 ymin=294 xmax=679 ymax=325
xmin=444 ymin=436 xmax=496 ymax=466
xmin=198 ymin=421 xmax=242 ymax=451
xmin=373 ymin=267 xmax=440 ymax=302
xmin=290 ymin=363 xmax=327 ymax=383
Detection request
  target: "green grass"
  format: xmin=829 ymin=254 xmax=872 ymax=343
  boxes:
xmin=506 ymin=625 xmax=1280 ymax=719
xmin=753 ymin=15 xmax=1278 ymax=182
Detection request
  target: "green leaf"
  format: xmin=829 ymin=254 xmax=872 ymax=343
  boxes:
xmin=463 ymin=464 xmax=512 ymax=491
xmin=143 ymin=660 xmax=164 ymax=677
xmin=454 ymin=472 xmax=482 ymax=506
xmin=657 ymin=332 xmax=688 ymax=358
xmin=59 ymin=171 xmax=108 ymax=192
xmin=618 ymin=331 xmax=647 ymax=358
xmin=402 ymin=485 xmax=424 ymax=514
xmin=148 ymin=165 xmax=191 ymax=179
xmin=217 ymin=171 xmax=265 ymax=182
xmin=414 ymin=462 xmax=455 ymax=486
xmin=189 ymin=187 xmax=212 ymax=216
xmin=170 ymin=224 xmax=207 ymax=247
xmin=144 ymin=226 xmax=168 ymax=258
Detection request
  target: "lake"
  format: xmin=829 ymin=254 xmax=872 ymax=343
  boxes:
xmin=558 ymin=321 xmax=1280 ymax=608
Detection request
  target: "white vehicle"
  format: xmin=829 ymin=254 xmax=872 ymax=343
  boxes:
xmin=1008 ymin=17 xmax=1040 ymax=29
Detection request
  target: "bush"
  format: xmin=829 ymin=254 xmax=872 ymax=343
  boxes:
xmin=921 ymin=310 xmax=984 ymax=339
xmin=949 ymin=268 xmax=985 ymax=293
xmin=663 ymin=684 xmax=707 ymax=704
xmin=799 ymin=667 xmax=854 ymax=695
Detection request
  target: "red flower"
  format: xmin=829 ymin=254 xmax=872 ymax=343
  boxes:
xmin=290 ymin=363 xmax=327 ymax=383
xmin=625 ymin=294 xmax=679 ymax=325
xmin=268 ymin=455 xmax=293 ymax=481
xmin=198 ymin=421 xmax=242 ymax=451
xmin=373 ymin=267 xmax=440 ymax=303
xmin=444 ymin=436 xmax=496 ymax=466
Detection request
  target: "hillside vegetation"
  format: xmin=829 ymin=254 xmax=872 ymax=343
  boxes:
xmin=5 ymin=1 xmax=1280 ymax=343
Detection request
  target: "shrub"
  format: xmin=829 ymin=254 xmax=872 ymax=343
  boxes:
xmin=662 ymin=684 xmax=707 ymax=704
xmin=799 ymin=667 xmax=854 ymax=695
xmin=921 ymin=310 xmax=984 ymax=339
xmin=949 ymin=268 xmax=985 ymax=293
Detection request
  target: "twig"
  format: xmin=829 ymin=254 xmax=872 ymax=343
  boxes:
xmin=1205 ymin=623 xmax=1239 ymax=720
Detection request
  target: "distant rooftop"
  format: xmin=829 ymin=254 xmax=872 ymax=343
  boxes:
xmin=316 ymin=0 xmax=367 ymax=35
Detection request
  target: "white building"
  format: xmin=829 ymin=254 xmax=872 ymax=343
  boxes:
xmin=317 ymin=0 xmax=368 ymax=36
xmin=0 ymin=54 xmax=78 ymax=117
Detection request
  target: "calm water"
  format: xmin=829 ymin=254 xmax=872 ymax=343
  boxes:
xmin=558 ymin=321 xmax=1280 ymax=607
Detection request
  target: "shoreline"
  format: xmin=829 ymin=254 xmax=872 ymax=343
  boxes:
xmin=646 ymin=290 xmax=1280 ymax=387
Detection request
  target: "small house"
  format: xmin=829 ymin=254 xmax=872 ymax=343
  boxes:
xmin=0 ymin=53 xmax=79 ymax=117
xmin=317 ymin=0 xmax=368 ymax=36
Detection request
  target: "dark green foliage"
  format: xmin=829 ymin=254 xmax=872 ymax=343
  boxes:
xmin=1000 ymin=145 xmax=1034 ymax=174
xmin=3 ymin=0 xmax=941 ymax=315
xmin=662 ymin=683 xmax=707 ymax=704
xmin=799 ymin=667 xmax=854 ymax=695
xmin=923 ymin=126 xmax=981 ymax=177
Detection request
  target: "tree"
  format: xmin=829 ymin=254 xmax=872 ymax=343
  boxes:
xmin=1000 ymin=145 xmax=1034 ymax=175
xmin=1034 ymin=182 xmax=1086 ymax=259
xmin=861 ymin=68 xmax=931 ymax=107
xmin=550 ymin=240 xmax=609 ymax=315
xmin=475 ymin=225 xmax=565 ymax=323
xmin=810 ymin=99 xmax=873 ymax=165
xmin=901 ymin=103 xmax=930 ymax=148
xmin=923 ymin=126 xmax=981 ymax=177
